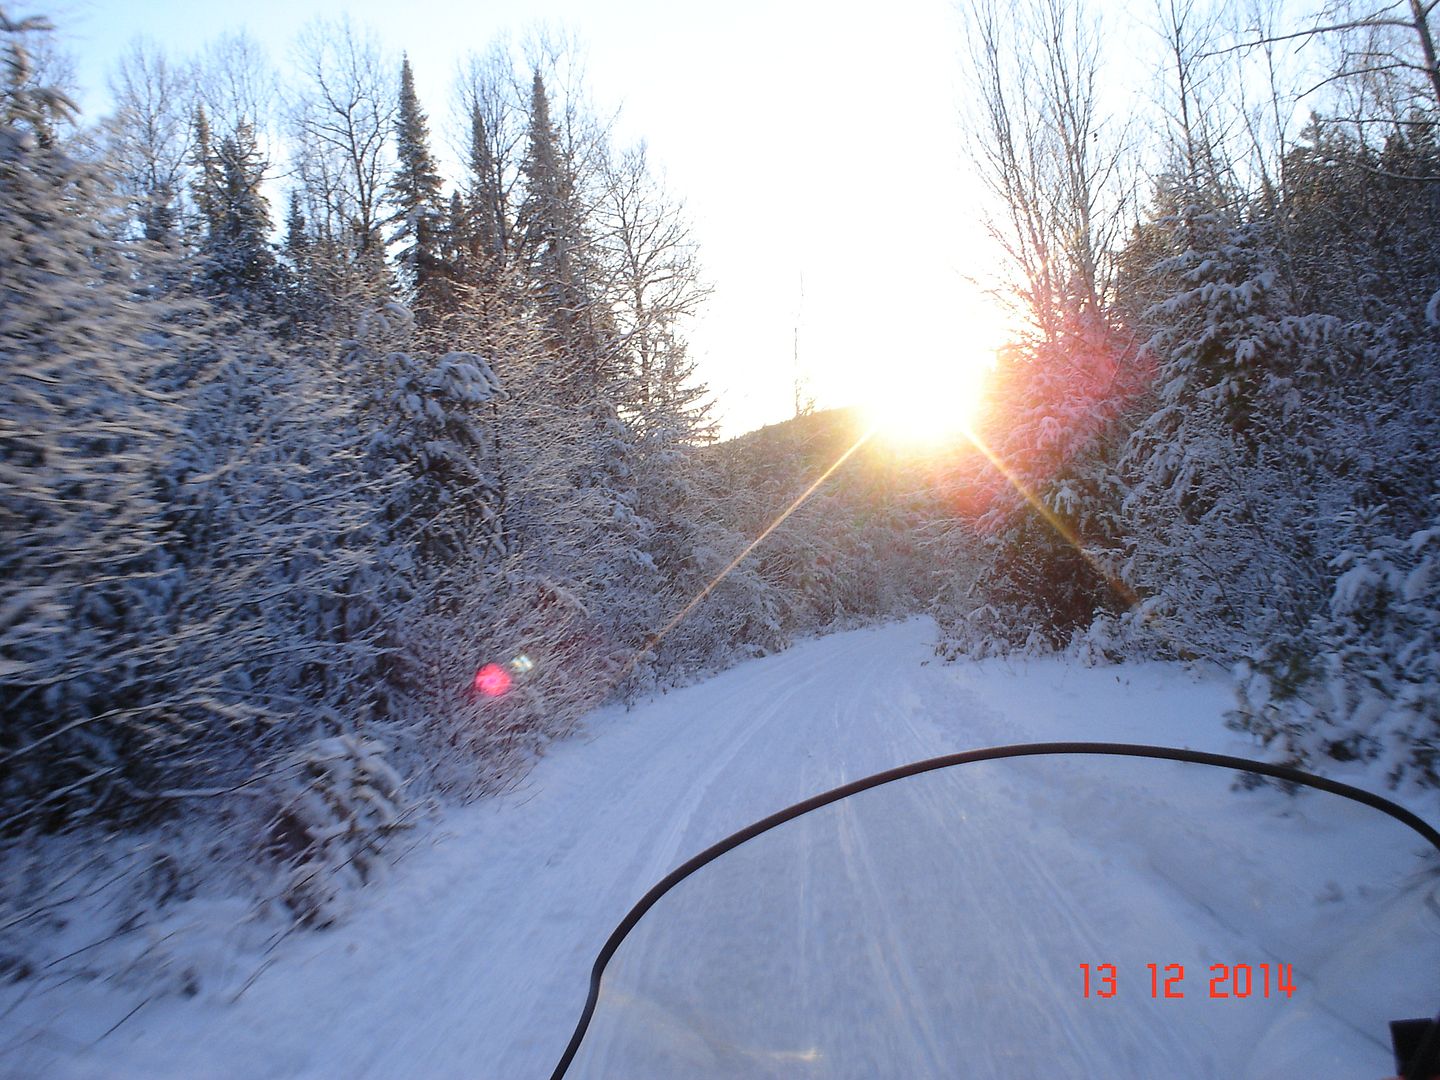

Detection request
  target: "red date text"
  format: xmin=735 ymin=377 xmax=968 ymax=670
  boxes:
xmin=1079 ymin=962 xmax=1295 ymax=1000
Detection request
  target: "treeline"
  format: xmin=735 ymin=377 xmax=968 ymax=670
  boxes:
xmin=0 ymin=11 xmax=933 ymax=929
xmin=936 ymin=0 xmax=1440 ymax=789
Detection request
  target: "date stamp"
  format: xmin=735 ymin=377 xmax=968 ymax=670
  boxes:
xmin=1079 ymin=963 xmax=1295 ymax=1000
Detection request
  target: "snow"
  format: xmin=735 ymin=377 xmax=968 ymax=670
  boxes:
xmin=2 ymin=619 xmax=1436 ymax=1078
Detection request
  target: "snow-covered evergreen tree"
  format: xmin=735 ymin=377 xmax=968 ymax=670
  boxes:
xmin=385 ymin=55 xmax=446 ymax=314
xmin=464 ymin=101 xmax=509 ymax=284
xmin=1118 ymin=201 xmax=1330 ymax=659
xmin=1 ymin=15 xmax=187 ymax=826
xmin=1114 ymin=124 xmax=1440 ymax=784
xmin=201 ymin=120 xmax=279 ymax=305
xmin=499 ymin=72 xmax=656 ymax=686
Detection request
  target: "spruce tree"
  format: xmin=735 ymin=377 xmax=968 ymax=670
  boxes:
xmin=206 ymin=121 xmax=278 ymax=303
xmin=284 ymin=189 xmax=308 ymax=266
xmin=466 ymin=104 xmax=507 ymax=282
xmin=190 ymin=103 xmax=221 ymax=239
xmin=284 ymin=188 xmax=317 ymax=320
xmin=504 ymin=72 xmax=659 ymax=688
xmin=517 ymin=72 xmax=590 ymax=374
xmin=386 ymin=55 xmax=445 ymax=313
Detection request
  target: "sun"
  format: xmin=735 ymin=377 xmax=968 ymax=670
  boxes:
xmin=859 ymin=352 xmax=992 ymax=447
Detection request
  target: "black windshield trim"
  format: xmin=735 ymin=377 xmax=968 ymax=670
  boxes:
xmin=551 ymin=741 xmax=1440 ymax=1078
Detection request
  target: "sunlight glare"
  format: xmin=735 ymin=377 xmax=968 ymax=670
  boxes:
xmin=861 ymin=351 xmax=992 ymax=446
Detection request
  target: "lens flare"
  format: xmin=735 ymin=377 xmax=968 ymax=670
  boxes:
xmin=473 ymin=663 xmax=512 ymax=697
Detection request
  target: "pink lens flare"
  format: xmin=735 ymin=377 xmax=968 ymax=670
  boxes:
xmin=473 ymin=663 xmax=512 ymax=697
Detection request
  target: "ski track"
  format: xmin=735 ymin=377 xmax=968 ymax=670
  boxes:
xmin=2 ymin=618 xmax=1430 ymax=1079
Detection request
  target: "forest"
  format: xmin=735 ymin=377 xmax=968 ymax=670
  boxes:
xmin=931 ymin=0 xmax=1440 ymax=795
xmin=1 ymin=0 xmax=1437 ymax=975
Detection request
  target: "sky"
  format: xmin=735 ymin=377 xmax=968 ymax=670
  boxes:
xmin=57 ymin=0 xmax=1013 ymax=437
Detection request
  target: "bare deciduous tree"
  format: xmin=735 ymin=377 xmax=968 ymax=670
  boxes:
xmin=287 ymin=17 xmax=395 ymax=266
xmin=1149 ymin=0 xmax=1240 ymax=198
xmin=104 ymin=39 xmax=192 ymax=241
xmin=194 ymin=31 xmax=277 ymax=145
xmin=1221 ymin=0 xmax=1440 ymax=114
xmin=960 ymin=0 xmax=1134 ymax=341
xmin=596 ymin=141 xmax=709 ymax=428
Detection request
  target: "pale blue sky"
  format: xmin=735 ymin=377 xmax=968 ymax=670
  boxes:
xmin=60 ymin=0 xmax=1008 ymax=436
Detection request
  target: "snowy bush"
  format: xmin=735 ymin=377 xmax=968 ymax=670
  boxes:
xmin=1231 ymin=501 xmax=1440 ymax=788
xmin=487 ymin=578 xmax=623 ymax=731
xmin=266 ymin=733 xmax=409 ymax=927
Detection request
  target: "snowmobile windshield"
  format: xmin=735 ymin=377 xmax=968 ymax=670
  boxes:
xmin=554 ymin=745 xmax=1440 ymax=1079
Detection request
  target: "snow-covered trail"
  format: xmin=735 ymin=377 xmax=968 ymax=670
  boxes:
xmin=4 ymin=619 xmax=1436 ymax=1078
